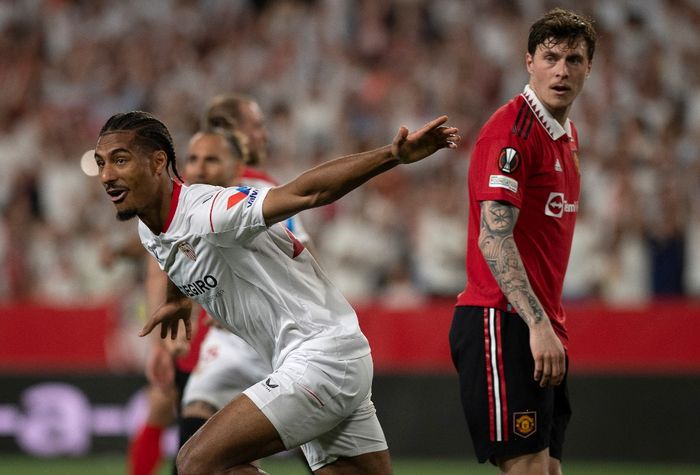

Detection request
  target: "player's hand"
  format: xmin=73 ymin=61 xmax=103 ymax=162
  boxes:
xmin=529 ymin=323 xmax=566 ymax=388
xmin=140 ymin=298 xmax=193 ymax=341
xmin=145 ymin=342 xmax=175 ymax=389
xmin=163 ymin=323 xmax=192 ymax=357
xmin=391 ymin=115 xmax=460 ymax=164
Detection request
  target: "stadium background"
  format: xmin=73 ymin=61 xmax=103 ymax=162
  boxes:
xmin=1 ymin=0 xmax=699 ymax=473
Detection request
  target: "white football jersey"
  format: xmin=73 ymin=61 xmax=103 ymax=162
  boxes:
xmin=239 ymin=167 xmax=311 ymax=245
xmin=138 ymin=182 xmax=369 ymax=369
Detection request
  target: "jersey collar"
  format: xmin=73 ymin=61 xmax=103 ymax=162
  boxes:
xmin=162 ymin=180 xmax=182 ymax=234
xmin=521 ymin=85 xmax=572 ymax=140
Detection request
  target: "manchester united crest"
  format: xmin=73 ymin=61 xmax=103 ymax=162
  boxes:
xmin=178 ymin=242 xmax=197 ymax=261
xmin=498 ymin=147 xmax=521 ymax=173
xmin=513 ymin=411 xmax=537 ymax=438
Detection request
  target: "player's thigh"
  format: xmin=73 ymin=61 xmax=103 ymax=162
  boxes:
xmin=449 ymin=306 xmax=496 ymax=460
xmin=244 ymin=352 xmax=373 ymax=447
xmin=496 ymin=447 xmax=565 ymax=475
xmin=178 ymin=392 xmax=286 ymax=470
xmin=548 ymin=364 xmax=572 ymax=462
xmin=450 ymin=306 xmax=558 ymax=463
xmin=497 ymin=447 xmax=550 ymax=474
xmin=314 ymin=449 xmax=392 ymax=475
xmin=302 ymin=388 xmax=389 ymax=473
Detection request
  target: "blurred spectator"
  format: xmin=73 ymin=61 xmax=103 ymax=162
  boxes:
xmin=600 ymin=168 xmax=651 ymax=305
xmin=563 ymin=199 xmax=605 ymax=301
xmin=647 ymin=173 xmax=688 ymax=297
xmin=411 ymin=159 xmax=467 ymax=297
xmin=1 ymin=0 xmax=699 ymax=310
xmin=318 ymin=182 xmax=405 ymax=303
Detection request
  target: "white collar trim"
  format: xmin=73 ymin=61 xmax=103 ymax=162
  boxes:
xmin=521 ymin=85 xmax=571 ymax=140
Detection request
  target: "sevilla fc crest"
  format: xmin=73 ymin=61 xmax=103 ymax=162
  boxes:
xmin=498 ymin=147 xmax=521 ymax=173
xmin=178 ymin=242 xmax=197 ymax=261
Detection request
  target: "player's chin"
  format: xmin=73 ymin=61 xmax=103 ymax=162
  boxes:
xmin=552 ymin=90 xmax=577 ymax=106
xmin=116 ymin=206 xmax=138 ymax=221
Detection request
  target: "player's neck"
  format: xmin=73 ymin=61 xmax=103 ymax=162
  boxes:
xmin=527 ymin=83 xmax=572 ymax=127
xmin=550 ymin=106 xmax=571 ymax=127
xmin=141 ymin=179 xmax=176 ymax=235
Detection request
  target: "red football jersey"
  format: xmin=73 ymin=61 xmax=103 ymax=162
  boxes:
xmin=456 ymin=86 xmax=581 ymax=346
xmin=240 ymin=166 xmax=278 ymax=187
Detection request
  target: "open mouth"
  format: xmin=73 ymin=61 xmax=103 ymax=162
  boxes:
xmin=551 ymin=84 xmax=570 ymax=94
xmin=106 ymin=188 xmax=128 ymax=203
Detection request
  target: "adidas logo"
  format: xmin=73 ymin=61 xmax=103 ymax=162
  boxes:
xmin=554 ymin=159 xmax=562 ymax=172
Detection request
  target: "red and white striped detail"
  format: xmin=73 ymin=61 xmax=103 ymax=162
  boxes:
xmin=483 ymin=308 xmax=509 ymax=442
xmin=208 ymin=190 xmax=224 ymax=232
xmin=284 ymin=228 xmax=305 ymax=258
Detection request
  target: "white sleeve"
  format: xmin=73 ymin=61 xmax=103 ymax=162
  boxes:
xmin=206 ymin=186 xmax=270 ymax=243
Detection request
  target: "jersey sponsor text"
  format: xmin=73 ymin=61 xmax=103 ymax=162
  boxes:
xmin=178 ymin=275 xmax=219 ymax=297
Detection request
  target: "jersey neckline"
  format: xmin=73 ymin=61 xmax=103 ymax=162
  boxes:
xmin=521 ymin=85 xmax=572 ymax=141
xmin=162 ymin=180 xmax=182 ymax=234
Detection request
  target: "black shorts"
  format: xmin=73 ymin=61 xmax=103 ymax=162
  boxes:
xmin=449 ymin=306 xmax=571 ymax=464
xmin=174 ymin=367 xmax=191 ymax=416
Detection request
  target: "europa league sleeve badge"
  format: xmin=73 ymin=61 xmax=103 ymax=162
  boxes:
xmin=498 ymin=147 xmax=521 ymax=174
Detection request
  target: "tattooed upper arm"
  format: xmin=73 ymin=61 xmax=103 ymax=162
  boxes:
xmin=477 ymin=200 xmax=544 ymax=325
xmin=478 ymin=201 xmax=519 ymax=268
xmin=480 ymin=201 xmax=519 ymax=235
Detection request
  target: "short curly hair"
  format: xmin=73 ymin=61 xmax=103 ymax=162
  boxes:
xmin=99 ymin=111 xmax=183 ymax=183
xmin=528 ymin=8 xmax=597 ymax=61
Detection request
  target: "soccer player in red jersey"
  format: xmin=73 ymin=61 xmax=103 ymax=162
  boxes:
xmin=450 ymin=8 xmax=597 ymax=474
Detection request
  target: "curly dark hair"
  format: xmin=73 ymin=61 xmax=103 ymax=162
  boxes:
xmin=528 ymin=8 xmax=597 ymax=61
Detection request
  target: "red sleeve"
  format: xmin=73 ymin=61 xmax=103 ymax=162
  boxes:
xmin=469 ymin=131 xmax=530 ymax=209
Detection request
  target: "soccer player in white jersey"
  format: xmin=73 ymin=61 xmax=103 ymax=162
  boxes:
xmin=179 ymin=95 xmax=314 ymax=473
xmin=176 ymin=127 xmax=273 ymax=459
xmin=94 ymin=110 xmax=459 ymax=474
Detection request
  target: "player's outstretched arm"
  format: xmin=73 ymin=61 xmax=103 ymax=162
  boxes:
xmin=263 ymin=115 xmax=459 ymax=226
xmin=140 ymin=280 xmax=193 ymax=341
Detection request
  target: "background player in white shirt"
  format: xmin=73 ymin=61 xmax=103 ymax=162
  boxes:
xmin=94 ymin=110 xmax=459 ymax=474
xmin=179 ymin=95 xmax=314 ymax=473
xmin=129 ymin=128 xmax=248 ymax=475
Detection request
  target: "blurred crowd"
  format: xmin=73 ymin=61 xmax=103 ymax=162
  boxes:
xmin=2 ymin=0 xmax=700 ymax=312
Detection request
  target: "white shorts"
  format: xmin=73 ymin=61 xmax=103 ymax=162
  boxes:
xmin=243 ymin=351 xmax=388 ymax=471
xmin=182 ymin=328 xmax=272 ymax=409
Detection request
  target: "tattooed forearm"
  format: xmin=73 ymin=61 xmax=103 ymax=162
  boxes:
xmin=479 ymin=201 xmax=546 ymax=326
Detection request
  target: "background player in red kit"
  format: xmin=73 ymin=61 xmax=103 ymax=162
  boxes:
xmin=450 ymin=8 xmax=597 ymax=475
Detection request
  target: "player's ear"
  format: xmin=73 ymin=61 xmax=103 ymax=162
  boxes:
xmin=525 ymin=52 xmax=534 ymax=74
xmin=150 ymin=150 xmax=168 ymax=176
